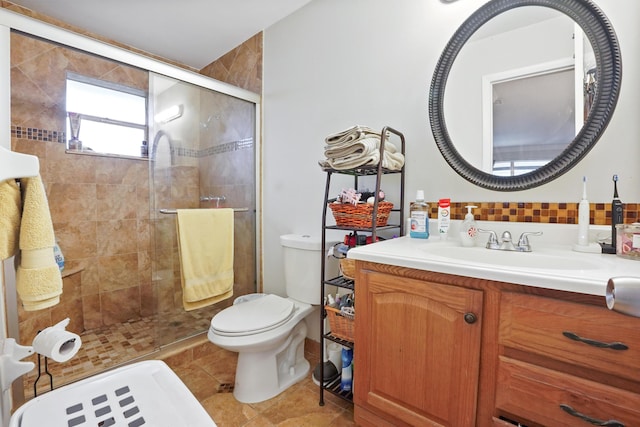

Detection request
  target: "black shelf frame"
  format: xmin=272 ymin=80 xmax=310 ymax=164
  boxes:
xmin=319 ymin=126 xmax=405 ymax=406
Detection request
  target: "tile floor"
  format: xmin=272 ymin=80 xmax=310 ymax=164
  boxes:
xmin=20 ymin=320 xmax=355 ymax=426
xmin=21 ymin=309 xmax=216 ymax=399
xmin=163 ymin=339 xmax=355 ymax=426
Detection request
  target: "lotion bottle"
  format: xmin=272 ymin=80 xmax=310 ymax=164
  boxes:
xmin=410 ymin=190 xmax=429 ymax=239
xmin=460 ymin=205 xmax=478 ymax=247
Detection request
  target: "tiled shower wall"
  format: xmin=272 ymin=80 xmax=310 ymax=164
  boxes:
xmin=10 ymin=33 xmax=153 ymax=338
xmin=10 ymin=29 xmax=259 ymax=345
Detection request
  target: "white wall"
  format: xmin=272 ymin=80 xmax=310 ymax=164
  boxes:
xmin=261 ymin=0 xmax=640 ymax=295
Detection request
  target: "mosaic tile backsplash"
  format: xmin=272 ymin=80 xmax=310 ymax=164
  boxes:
xmin=429 ymin=201 xmax=639 ymax=226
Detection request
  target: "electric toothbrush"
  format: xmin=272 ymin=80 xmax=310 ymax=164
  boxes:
xmin=573 ymin=176 xmax=600 ymax=252
xmin=611 ymin=174 xmax=624 ymax=252
xmin=577 ymin=176 xmax=589 ymax=246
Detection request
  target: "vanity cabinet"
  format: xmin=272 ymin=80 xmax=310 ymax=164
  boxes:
xmin=353 ymin=267 xmax=483 ymax=426
xmin=352 ymin=260 xmax=640 ymax=427
xmin=496 ymin=293 xmax=640 ymax=426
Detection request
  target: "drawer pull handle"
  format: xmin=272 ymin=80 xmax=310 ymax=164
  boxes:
xmin=562 ymin=331 xmax=629 ymax=351
xmin=560 ymin=404 xmax=624 ymax=427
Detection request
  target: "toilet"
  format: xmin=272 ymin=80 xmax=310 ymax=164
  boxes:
xmin=208 ymin=233 xmax=337 ymax=403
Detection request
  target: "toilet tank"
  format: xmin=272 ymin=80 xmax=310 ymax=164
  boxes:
xmin=280 ymin=234 xmax=339 ymax=304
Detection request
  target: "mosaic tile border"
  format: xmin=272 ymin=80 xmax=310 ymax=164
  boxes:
xmin=11 ymin=125 xmax=65 ymax=143
xmin=429 ymin=202 xmax=640 ymax=226
xmin=11 ymin=125 xmax=254 ymax=158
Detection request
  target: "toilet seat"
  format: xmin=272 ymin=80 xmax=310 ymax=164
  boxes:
xmin=211 ymin=294 xmax=295 ymax=337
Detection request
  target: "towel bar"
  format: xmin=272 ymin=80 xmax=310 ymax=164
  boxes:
xmin=159 ymin=208 xmax=248 ymax=214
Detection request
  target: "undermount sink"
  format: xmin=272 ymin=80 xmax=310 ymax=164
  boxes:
xmin=419 ymin=244 xmax=597 ymax=271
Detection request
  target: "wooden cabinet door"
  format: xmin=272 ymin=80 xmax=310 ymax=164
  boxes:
xmin=354 ymin=269 xmax=483 ymax=426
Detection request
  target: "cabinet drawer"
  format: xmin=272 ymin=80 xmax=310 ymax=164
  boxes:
xmin=496 ymin=356 xmax=640 ymax=427
xmin=500 ymin=292 xmax=640 ymax=379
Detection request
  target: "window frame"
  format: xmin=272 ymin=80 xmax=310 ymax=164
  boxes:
xmin=66 ymin=71 xmax=148 ymax=157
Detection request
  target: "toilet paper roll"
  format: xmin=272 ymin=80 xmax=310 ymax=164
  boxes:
xmin=606 ymin=277 xmax=640 ymax=318
xmin=32 ymin=318 xmax=82 ymax=362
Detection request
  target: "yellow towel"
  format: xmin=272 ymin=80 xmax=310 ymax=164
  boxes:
xmin=0 ymin=179 xmax=21 ymax=260
xmin=16 ymin=176 xmax=62 ymax=311
xmin=176 ymin=208 xmax=234 ymax=311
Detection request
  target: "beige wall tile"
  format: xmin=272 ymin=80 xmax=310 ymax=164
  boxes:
xmin=101 ymin=287 xmax=140 ymax=325
xmin=96 ymin=219 xmax=138 ymax=256
xmin=97 ymin=253 xmax=139 ymax=292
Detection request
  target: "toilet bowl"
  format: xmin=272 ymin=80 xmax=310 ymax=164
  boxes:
xmin=208 ymin=294 xmax=313 ymax=403
xmin=207 ymin=234 xmax=338 ymax=404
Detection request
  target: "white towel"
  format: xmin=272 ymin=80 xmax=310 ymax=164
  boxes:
xmin=324 ymin=125 xmax=379 ymax=145
xmin=320 ymin=130 xmax=405 ymax=171
xmin=322 ymin=146 xmax=405 ymax=170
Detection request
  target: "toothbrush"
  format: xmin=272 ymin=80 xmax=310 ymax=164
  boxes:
xmin=611 ymin=174 xmax=623 ymax=251
xmin=577 ymin=176 xmax=589 ymax=246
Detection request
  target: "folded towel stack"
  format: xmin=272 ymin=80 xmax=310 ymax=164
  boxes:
xmin=16 ymin=176 xmax=63 ymax=311
xmin=318 ymin=125 xmax=405 ymax=171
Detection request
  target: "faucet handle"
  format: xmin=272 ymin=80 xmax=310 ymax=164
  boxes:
xmin=478 ymin=228 xmax=500 ymax=249
xmin=517 ymin=231 xmax=543 ymax=251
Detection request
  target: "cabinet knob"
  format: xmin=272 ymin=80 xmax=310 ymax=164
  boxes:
xmin=464 ymin=312 xmax=477 ymax=324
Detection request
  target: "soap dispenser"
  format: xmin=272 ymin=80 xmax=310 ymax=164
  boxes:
xmin=460 ymin=205 xmax=478 ymax=247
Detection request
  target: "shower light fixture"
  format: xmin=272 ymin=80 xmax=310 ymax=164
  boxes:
xmin=155 ymin=104 xmax=183 ymax=123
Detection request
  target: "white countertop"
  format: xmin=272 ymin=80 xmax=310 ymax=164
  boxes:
xmin=347 ymin=223 xmax=640 ymax=296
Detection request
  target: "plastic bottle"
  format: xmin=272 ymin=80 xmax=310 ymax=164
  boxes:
xmin=460 ymin=205 xmax=478 ymax=247
xmin=438 ymin=198 xmax=451 ymax=240
xmin=53 ymin=239 xmax=65 ymax=272
xmin=341 ymin=347 xmax=353 ymax=391
xmin=141 ymin=140 xmax=149 ymax=157
xmin=410 ymin=190 xmax=429 ymax=239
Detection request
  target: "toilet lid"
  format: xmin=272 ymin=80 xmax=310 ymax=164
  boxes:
xmin=211 ymin=294 xmax=295 ymax=336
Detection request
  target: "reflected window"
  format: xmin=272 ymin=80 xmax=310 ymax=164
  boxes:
xmin=66 ymin=72 xmax=147 ymax=157
xmin=493 ymin=160 xmax=549 ymax=176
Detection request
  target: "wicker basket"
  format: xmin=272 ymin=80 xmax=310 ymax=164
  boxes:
xmin=329 ymin=201 xmax=394 ymax=228
xmin=325 ymin=305 xmax=354 ymax=341
xmin=340 ymin=258 xmax=356 ymax=280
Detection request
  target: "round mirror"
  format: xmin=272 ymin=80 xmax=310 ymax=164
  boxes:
xmin=429 ymin=0 xmax=621 ymax=191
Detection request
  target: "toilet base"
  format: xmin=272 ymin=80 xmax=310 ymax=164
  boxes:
xmin=233 ymin=321 xmax=309 ymax=403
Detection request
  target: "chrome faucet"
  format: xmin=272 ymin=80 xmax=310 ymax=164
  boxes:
xmin=478 ymin=229 xmax=542 ymax=252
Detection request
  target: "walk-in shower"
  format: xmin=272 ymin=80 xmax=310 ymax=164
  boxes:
xmin=3 ymin=14 xmax=260 ymax=403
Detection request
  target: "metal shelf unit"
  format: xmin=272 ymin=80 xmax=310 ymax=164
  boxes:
xmin=319 ymin=126 xmax=405 ymax=405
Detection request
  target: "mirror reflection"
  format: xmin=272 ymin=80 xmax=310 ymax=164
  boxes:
xmin=444 ymin=6 xmax=594 ymax=176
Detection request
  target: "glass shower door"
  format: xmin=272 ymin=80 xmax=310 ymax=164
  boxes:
xmin=148 ymin=72 xmax=257 ymax=348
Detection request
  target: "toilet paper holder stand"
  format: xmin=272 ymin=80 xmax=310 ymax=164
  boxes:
xmin=30 ymin=318 xmax=81 ymax=396
xmin=32 ymin=345 xmax=54 ymax=396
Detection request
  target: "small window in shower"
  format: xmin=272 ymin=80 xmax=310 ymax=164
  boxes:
xmin=66 ymin=72 xmax=147 ymax=157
